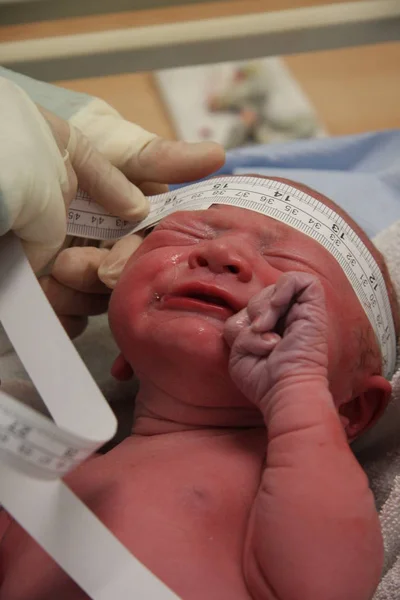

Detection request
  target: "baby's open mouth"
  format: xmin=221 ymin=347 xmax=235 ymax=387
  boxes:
xmin=183 ymin=292 xmax=232 ymax=309
xmin=160 ymin=285 xmax=237 ymax=319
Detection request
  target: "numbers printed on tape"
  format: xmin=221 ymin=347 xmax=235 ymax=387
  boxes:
xmin=68 ymin=176 xmax=396 ymax=379
xmin=67 ymin=190 xmax=134 ymax=239
xmin=0 ymin=399 xmax=92 ymax=477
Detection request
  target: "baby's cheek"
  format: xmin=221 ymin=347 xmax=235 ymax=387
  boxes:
xmin=108 ymin=283 xmax=137 ymax=347
xmin=111 ymin=353 xmax=134 ymax=381
xmin=325 ymin=312 xmax=354 ymax=405
xmin=109 ymin=275 xmax=154 ymax=361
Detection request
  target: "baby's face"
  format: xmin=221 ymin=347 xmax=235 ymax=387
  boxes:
xmin=109 ymin=204 xmax=370 ymax=403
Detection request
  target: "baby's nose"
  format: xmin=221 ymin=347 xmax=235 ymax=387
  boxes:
xmin=188 ymin=240 xmax=252 ymax=282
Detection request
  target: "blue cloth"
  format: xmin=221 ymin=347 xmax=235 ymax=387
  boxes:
xmin=174 ymin=130 xmax=400 ymax=238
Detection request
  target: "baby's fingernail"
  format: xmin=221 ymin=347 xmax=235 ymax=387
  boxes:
xmin=251 ymin=315 xmax=264 ymax=332
xmin=261 ymin=332 xmax=280 ymax=345
xmin=270 ymin=285 xmax=279 ymax=302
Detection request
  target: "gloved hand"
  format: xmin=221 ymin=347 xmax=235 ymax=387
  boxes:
xmin=40 ymin=236 xmax=142 ymax=338
xmin=0 ymin=79 xmax=151 ymax=271
xmin=0 ymin=79 xmax=225 ymax=272
xmin=68 ymin=97 xmax=225 ymax=194
xmin=36 ymin=95 xmax=227 ymax=337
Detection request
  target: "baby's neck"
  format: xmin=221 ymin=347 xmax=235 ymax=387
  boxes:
xmin=132 ymin=379 xmax=264 ymax=436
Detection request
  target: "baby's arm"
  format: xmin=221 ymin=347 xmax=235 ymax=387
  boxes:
xmin=224 ymin=273 xmax=383 ymax=600
xmin=244 ymin=380 xmax=382 ymax=600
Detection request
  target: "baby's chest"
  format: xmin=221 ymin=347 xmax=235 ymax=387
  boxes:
xmin=1 ymin=434 xmax=264 ymax=599
xmin=73 ymin=437 xmax=263 ymax=552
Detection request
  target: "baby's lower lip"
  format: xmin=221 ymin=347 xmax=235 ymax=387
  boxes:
xmin=159 ymin=295 xmax=234 ymax=320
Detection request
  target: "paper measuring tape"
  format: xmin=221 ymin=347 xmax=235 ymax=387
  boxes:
xmin=0 ymin=234 xmax=180 ymax=599
xmin=69 ymin=175 xmax=396 ymax=379
xmin=0 ymin=175 xmax=395 ymax=599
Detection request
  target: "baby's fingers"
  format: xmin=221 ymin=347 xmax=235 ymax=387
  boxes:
xmin=271 ymin=272 xmax=323 ymax=307
xmin=233 ymin=329 xmax=280 ymax=358
xmin=251 ymin=272 xmax=323 ymax=333
xmin=224 ymin=308 xmax=251 ymax=347
xmin=247 ymin=286 xmax=285 ymax=334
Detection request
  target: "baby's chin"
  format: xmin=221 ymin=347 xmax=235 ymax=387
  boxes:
xmin=112 ymin=312 xmax=230 ymax=376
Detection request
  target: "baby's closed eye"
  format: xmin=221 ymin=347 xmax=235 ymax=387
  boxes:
xmin=144 ymin=219 xmax=215 ymax=248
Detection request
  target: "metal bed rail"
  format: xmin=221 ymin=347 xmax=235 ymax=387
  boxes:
xmin=0 ymin=0 xmax=399 ymax=81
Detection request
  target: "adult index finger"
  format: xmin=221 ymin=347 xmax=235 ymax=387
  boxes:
xmin=123 ymin=138 xmax=226 ymax=184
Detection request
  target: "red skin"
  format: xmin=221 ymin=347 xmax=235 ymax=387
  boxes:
xmin=0 ymin=197 xmax=388 ymax=600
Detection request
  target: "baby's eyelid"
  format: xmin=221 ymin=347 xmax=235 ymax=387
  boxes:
xmin=260 ymin=251 xmax=298 ymax=268
xmin=150 ymin=217 xmax=216 ymax=240
xmin=175 ymin=222 xmax=215 ymax=240
xmin=168 ymin=228 xmax=213 ymax=241
xmin=145 ymin=230 xmax=203 ymax=249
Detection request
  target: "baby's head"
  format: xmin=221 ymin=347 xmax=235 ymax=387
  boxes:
xmin=109 ymin=176 xmax=398 ymax=439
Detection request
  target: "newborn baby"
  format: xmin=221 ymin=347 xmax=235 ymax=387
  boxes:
xmin=0 ymin=177 xmax=398 ymax=600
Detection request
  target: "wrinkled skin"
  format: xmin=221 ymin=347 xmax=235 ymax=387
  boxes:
xmin=225 ymin=272 xmax=329 ymax=408
xmin=0 ymin=193 xmax=391 ymax=600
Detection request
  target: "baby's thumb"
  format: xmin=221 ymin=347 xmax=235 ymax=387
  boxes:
xmin=224 ymin=309 xmax=251 ymax=348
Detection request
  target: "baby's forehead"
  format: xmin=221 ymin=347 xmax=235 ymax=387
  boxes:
xmin=167 ymin=204 xmax=293 ymax=242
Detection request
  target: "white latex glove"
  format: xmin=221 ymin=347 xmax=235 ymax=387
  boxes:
xmin=40 ymin=236 xmax=142 ymax=338
xmin=0 ymin=79 xmax=151 ymax=271
xmin=66 ymin=97 xmax=226 ymax=291
xmin=37 ymin=99 xmax=227 ymax=336
xmin=69 ymin=98 xmax=225 ymax=191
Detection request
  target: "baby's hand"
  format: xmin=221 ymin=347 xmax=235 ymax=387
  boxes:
xmin=224 ymin=272 xmax=329 ymax=408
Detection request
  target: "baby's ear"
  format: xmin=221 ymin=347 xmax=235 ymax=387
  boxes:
xmin=339 ymin=376 xmax=392 ymax=441
xmin=111 ymin=353 xmax=134 ymax=381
